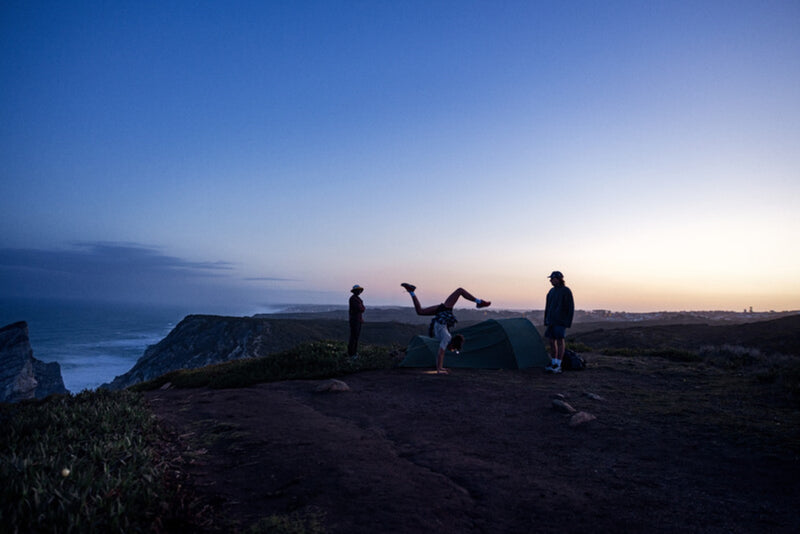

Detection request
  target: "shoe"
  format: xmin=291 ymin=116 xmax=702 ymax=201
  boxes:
xmin=545 ymin=365 xmax=562 ymax=374
xmin=401 ymin=283 xmax=416 ymax=293
xmin=476 ymin=300 xmax=491 ymax=308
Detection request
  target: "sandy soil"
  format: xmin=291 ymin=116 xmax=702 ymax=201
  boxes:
xmin=146 ymin=354 xmax=800 ymax=533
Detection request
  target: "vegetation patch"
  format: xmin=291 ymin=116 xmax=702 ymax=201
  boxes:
xmin=244 ymin=507 xmax=326 ymax=534
xmin=595 ymin=346 xmax=700 ymax=362
xmin=0 ymin=389 xmax=206 ymax=533
xmin=132 ymin=340 xmax=402 ymax=391
xmin=565 ymin=341 xmax=593 ymax=353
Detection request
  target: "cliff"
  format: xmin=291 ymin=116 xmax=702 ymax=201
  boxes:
xmin=0 ymin=321 xmax=68 ymax=403
xmin=103 ymin=315 xmax=422 ymax=390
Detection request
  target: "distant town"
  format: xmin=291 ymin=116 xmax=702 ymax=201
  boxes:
xmin=573 ymin=308 xmax=797 ymax=324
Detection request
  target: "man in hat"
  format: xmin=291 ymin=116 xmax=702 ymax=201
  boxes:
xmin=348 ymin=284 xmax=366 ymax=358
xmin=544 ymin=271 xmax=574 ymax=373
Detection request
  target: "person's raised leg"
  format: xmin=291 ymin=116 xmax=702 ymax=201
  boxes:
xmin=443 ymin=287 xmax=491 ymax=309
xmin=401 ymin=283 xmax=439 ymax=315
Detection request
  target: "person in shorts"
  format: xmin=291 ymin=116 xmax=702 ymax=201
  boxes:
xmin=544 ymin=271 xmax=574 ymax=373
xmin=401 ymin=283 xmax=491 ymax=374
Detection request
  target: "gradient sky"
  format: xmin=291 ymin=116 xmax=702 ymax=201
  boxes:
xmin=2 ymin=1 xmax=799 ymax=313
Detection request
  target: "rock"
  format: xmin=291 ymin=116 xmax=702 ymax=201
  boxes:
xmin=159 ymin=382 xmax=173 ymax=390
xmin=315 ymin=379 xmax=350 ymax=393
xmin=551 ymin=393 xmax=567 ymax=400
xmin=583 ymin=391 xmax=605 ymax=401
xmin=569 ymin=411 xmax=597 ymax=427
xmin=551 ymin=399 xmax=577 ymax=414
xmin=0 ymin=321 xmax=68 ymax=403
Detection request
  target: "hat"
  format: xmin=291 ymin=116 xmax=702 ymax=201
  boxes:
xmin=548 ymin=271 xmax=564 ymax=279
xmin=351 ymin=284 xmax=364 ymax=293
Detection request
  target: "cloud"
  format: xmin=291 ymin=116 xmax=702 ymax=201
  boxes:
xmin=0 ymin=242 xmax=234 ymax=277
xmin=244 ymin=276 xmax=302 ymax=282
xmin=0 ymin=242 xmax=280 ymax=308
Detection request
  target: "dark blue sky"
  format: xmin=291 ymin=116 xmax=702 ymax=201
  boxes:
xmin=2 ymin=1 xmax=799 ymax=312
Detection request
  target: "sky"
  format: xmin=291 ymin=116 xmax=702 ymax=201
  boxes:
xmin=1 ymin=1 xmax=799 ymax=314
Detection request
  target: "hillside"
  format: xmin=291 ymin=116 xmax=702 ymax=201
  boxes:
xmin=146 ymin=352 xmax=800 ymax=533
xmin=138 ymin=313 xmax=800 ymax=532
xmin=571 ymin=314 xmax=800 ymax=355
xmin=7 ymin=314 xmax=799 ymax=533
xmin=105 ymin=312 xmax=800 ymax=391
xmin=104 ymin=316 xmax=423 ymax=390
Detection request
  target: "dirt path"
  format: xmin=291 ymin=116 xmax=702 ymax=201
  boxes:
xmin=146 ymin=354 xmax=800 ymax=533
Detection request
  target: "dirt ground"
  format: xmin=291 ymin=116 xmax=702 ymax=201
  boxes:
xmin=145 ymin=354 xmax=800 ymax=533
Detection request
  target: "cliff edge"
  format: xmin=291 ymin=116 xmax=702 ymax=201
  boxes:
xmin=103 ymin=315 xmax=421 ymax=390
xmin=0 ymin=321 xmax=68 ymax=403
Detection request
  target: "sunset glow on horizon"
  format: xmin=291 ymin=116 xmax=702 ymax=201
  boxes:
xmin=2 ymin=1 xmax=799 ymax=314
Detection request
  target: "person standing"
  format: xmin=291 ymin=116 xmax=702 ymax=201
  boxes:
xmin=544 ymin=271 xmax=574 ymax=373
xmin=348 ymin=284 xmax=365 ymax=358
xmin=401 ymin=283 xmax=491 ymax=374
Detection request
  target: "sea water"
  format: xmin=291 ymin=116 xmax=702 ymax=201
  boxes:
xmin=0 ymin=298 xmax=230 ymax=393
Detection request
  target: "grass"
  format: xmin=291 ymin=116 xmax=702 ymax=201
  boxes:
xmin=131 ymin=340 xmax=402 ymax=391
xmin=598 ymin=346 xmax=700 ymax=362
xmin=244 ymin=508 xmax=326 ymax=534
xmin=0 ymin=389 xmax=207 ymax=533
xmin=573 ymin=340 xmax=800 ymax=407
xmin=1 ymin=340 xmax=403 ymax=533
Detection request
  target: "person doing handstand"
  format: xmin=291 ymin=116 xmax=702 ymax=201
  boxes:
xmin=401 ymin=283 xmax=491 ymax=374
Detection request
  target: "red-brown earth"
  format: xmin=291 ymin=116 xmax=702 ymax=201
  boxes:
xmin=146 ymin=353 xmax=800 ymax=533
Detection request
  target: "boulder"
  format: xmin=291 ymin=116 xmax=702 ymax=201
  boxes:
xmin=551 ymin=399 xmax=577 ymax=414
xmin=569 ymin=411 xmax=597 ymax=427
xmin=583 ymin=391 xmax=606 ymax=401
xmin=0 ymin=321 xmax=68 ymax=403
xmin=315 ymin=379 xmax=350 ymax=392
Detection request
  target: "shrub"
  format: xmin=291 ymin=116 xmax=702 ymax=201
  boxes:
xmin=566 ymin=342 xmax=592 ymax=353
xmin=699 ymin=344 xmax=761 ymax=369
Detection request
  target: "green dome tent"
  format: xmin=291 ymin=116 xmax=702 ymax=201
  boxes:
xmin=399 ymin=318 xmax=549 ymax=369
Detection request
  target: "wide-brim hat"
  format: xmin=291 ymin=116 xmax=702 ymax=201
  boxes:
xmin=351 ymin=284 xmax=364 ymax=293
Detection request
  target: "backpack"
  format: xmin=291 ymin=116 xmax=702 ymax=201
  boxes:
xmin=562 ymin=349 xmax=586 ymax=370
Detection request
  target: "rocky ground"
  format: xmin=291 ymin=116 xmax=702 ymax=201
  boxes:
xmin=146 ymin=353 xmax=800 ymax=533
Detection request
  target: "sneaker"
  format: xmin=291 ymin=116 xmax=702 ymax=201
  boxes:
xmin=401 ymin=283 xmax=416 ymax=293
xmin=476 ymin=300 xmax=491 ymax=308
xmin=545 ymin=365 xmax=562 ymax=374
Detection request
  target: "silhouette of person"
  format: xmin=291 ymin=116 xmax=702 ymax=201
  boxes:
xmin=401 ymin=283 xmax=490 ymax=374
xmin=348 ymin=284 xmax=365 ymax=358
xmin=544 ymin=271 xmax=574 ymax=373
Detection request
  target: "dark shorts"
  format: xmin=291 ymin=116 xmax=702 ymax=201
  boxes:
xmin=544 ymin=325 xmax=567 ymax=340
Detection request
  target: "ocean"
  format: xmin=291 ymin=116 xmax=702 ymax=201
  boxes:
xmin=0 ymin=298 xmax=272 ymax=393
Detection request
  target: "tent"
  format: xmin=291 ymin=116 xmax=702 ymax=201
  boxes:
xmin=399 ymin=317 xmax=549 ymax=370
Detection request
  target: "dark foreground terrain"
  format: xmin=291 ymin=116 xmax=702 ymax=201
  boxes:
xmin=146 ymin=353 xmax=800 ymax=533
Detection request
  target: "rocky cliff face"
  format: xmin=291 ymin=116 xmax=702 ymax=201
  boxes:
xmin=0 ymin=321 xmax=69 ymax=403
xmin=103 ymin=314 xmax=423 ymax=391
